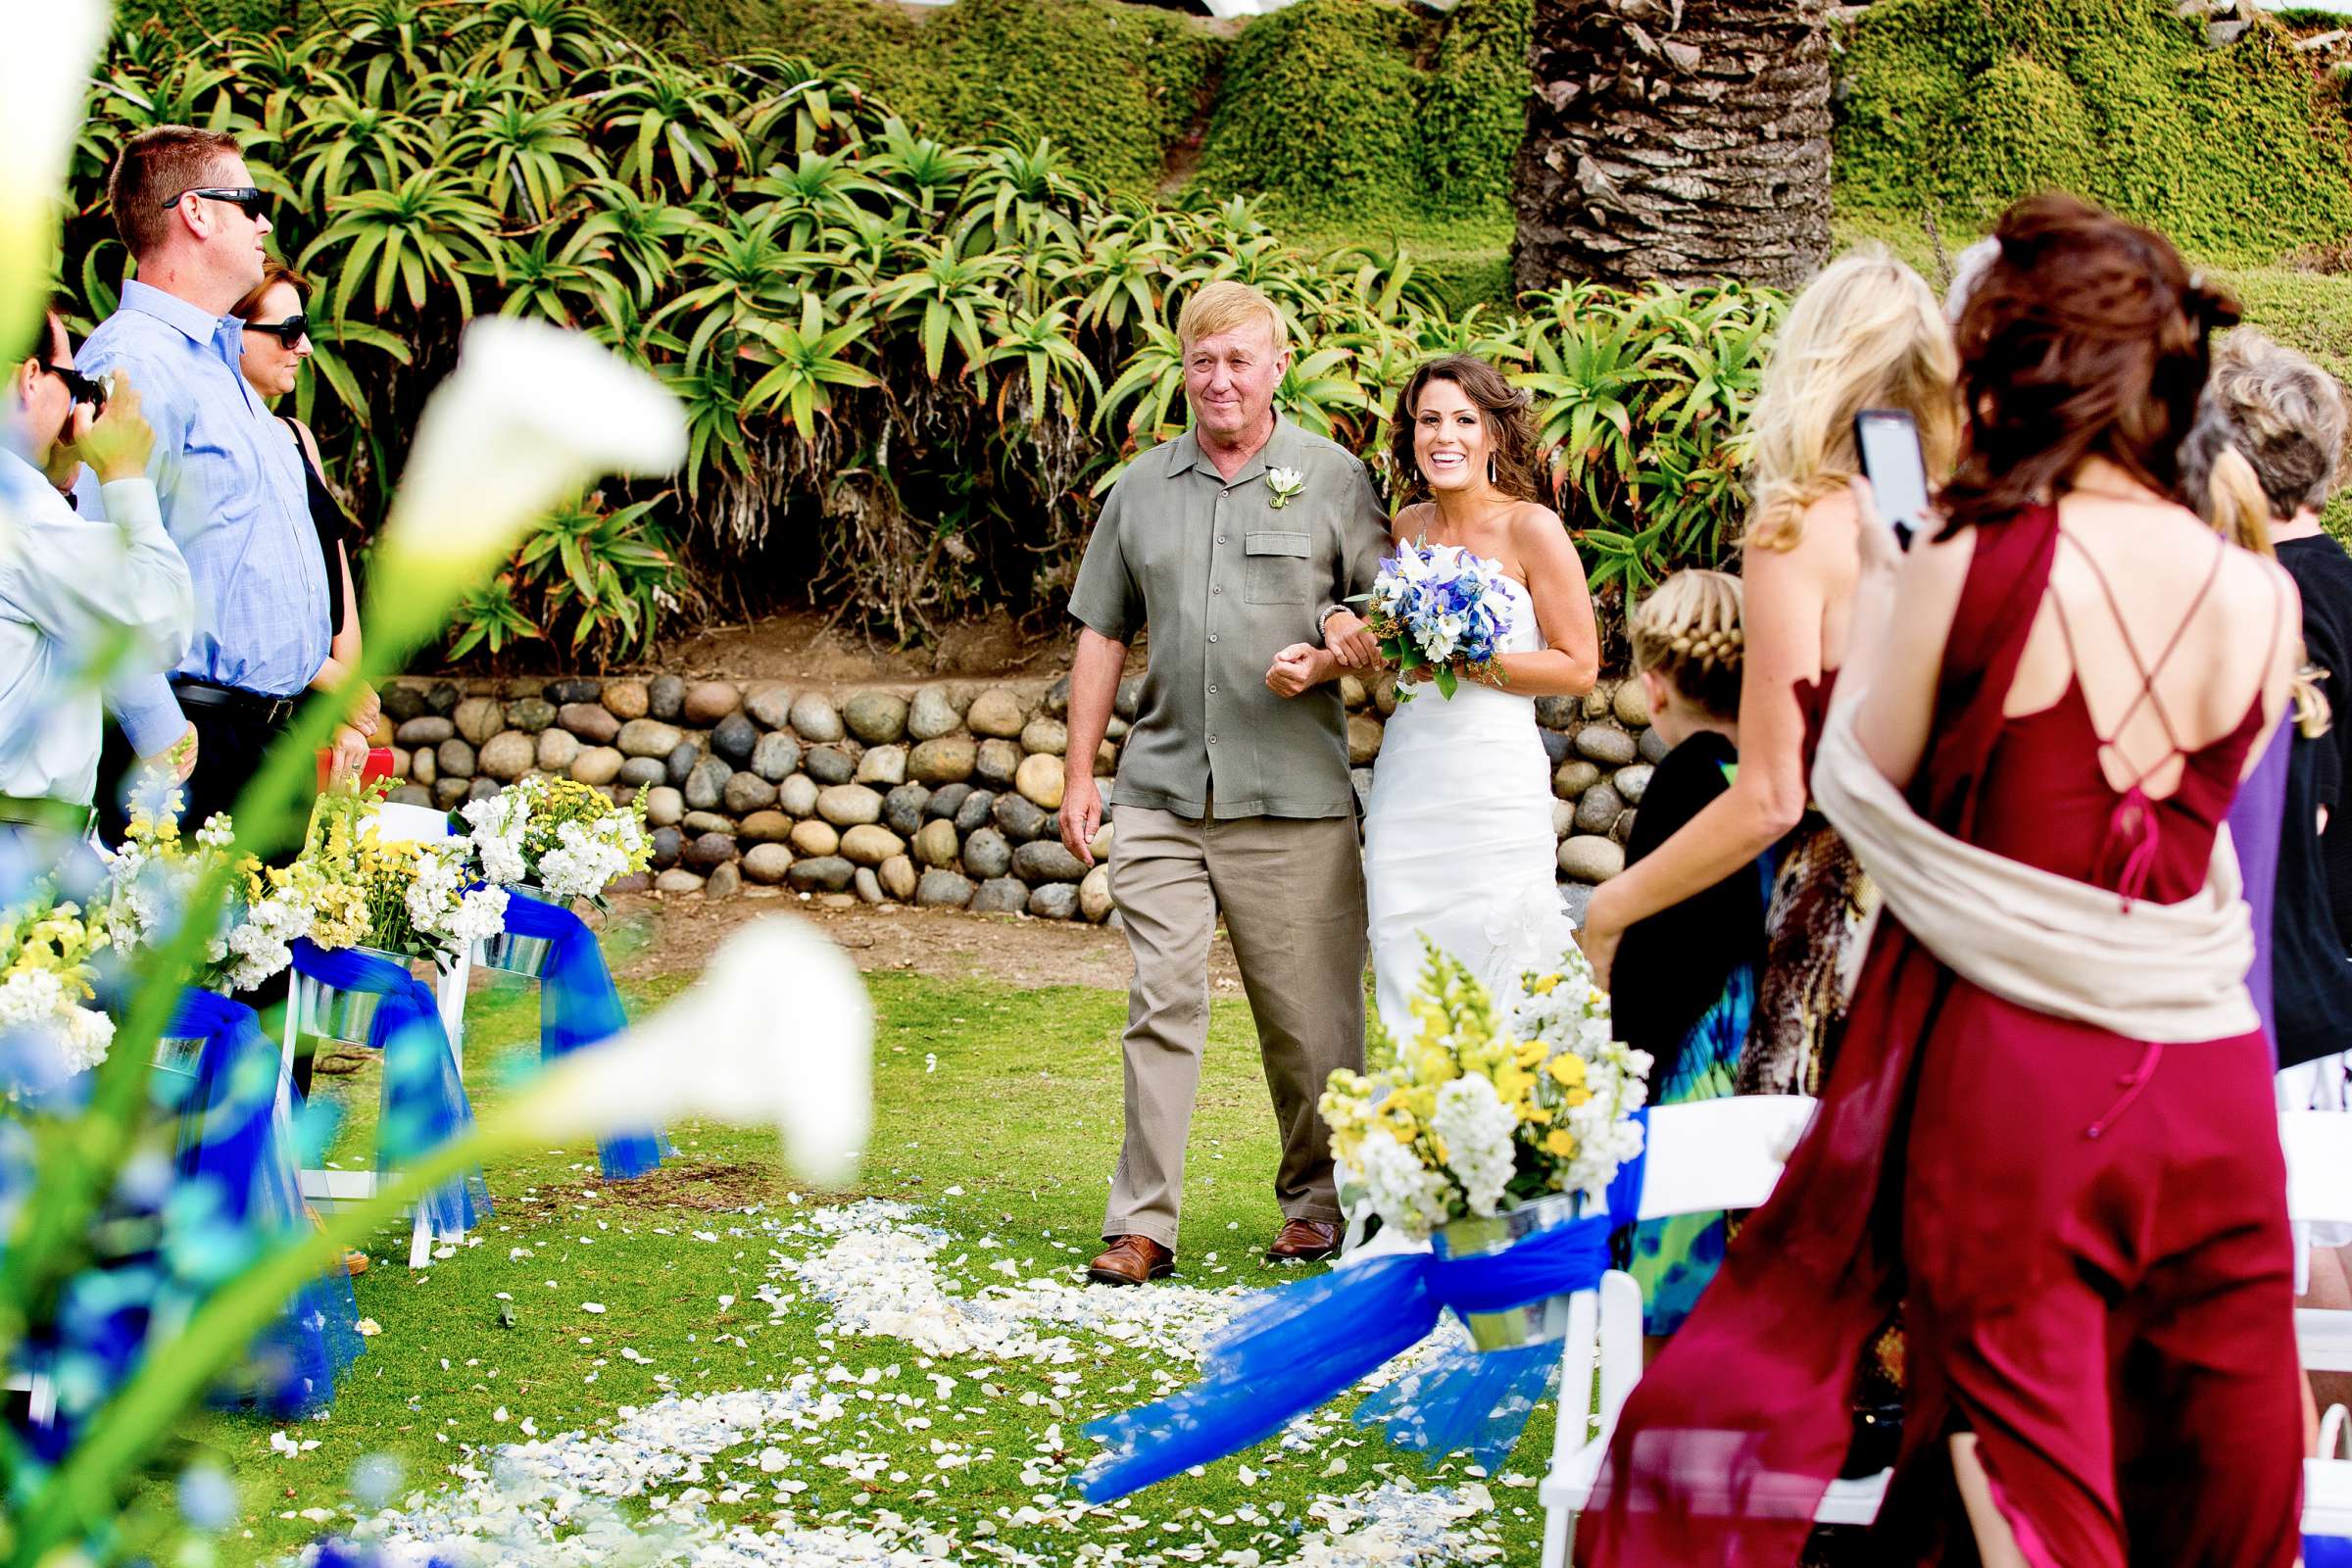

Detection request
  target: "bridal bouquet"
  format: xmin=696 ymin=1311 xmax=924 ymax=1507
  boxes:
xmin=1354 ymin=541 xmax=1514 ymax=700
xmin=460 ymin=775 xmax=650 ymax=903
xmin=302 ymin=790 xmax=507 ymax=967
xmin=1 ymin=889 xmax=117 ymax=1076
xmin=1321 ymin=941 xmax=1651 ymax=1241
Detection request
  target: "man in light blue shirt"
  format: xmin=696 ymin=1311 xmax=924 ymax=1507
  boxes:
xmin=0 ymin=313 xmax=193 ymax=830
xmin=76 ymin=124 xmax=332 ymax=836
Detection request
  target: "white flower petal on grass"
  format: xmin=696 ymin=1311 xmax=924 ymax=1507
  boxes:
xmin=514 ymin=917 xmax=871 ymax=1185
xmin=375 ymin=318 xmax=685 ymax=591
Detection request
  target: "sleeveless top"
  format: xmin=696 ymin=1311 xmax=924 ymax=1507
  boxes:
xmin=1971 ymin=525 xmax=2277 ymax=905
xmin=285 ymin=417 xmax=356 ymax=634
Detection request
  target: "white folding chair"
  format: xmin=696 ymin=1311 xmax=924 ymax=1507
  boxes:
xmin=1538 ymin=1096 xmax=1841 ymax=1564
xmin=1539 ymin=1100 xmax=2352 ymax=1560
xmin=281 ymin=800 xmax=473 ymax=1268
xmin=2285 ymin=1110 xmax=2352 ymax=1537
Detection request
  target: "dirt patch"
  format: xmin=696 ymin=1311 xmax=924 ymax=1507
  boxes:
xmin=529 ymin=1160 xmax=793 ymax=1213
xmin=629 ymin=606 xmax=1148 ymax=687
xmin=589 ymin=889 xmax=1244 ymax=994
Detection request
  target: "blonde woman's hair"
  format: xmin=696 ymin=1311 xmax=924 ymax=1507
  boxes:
xmin=1630 ymin=569 xmax=1745 ymax=720
xmin=2180 ymin=393 xmax=2277 ymax=558
xmin=1176 ymin=279 xmax=1286 ymax=353
xmin=1746 ymin=249 xmax=1963 ymax=552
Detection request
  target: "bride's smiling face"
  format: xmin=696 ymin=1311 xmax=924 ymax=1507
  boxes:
xmin=1413 ymin=378 xmax=1492 ymax=494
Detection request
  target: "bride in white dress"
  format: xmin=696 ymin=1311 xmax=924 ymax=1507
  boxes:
xmin=1271 ymin=356 xmax=1601 ymax=1032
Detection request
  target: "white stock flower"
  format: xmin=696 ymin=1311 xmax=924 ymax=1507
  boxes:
xmin=514 ymin=916 xmax=872 ymax=1185
xmin=0 ymin=0 xmax=105 ymax=356
xmin=1430 ymin=1074 xmax=1516 ymax=1219
xmin=1355 ymin=1130 xmax=1451 ymax=1241
xmin=377 ymin=318 xmax=685 ymax=591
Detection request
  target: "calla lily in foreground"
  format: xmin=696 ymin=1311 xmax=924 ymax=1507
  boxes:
xmin=1 ymin=0 xmax=108 ymax=358
xmin=513 ymin=916 xmax=873 ymax=1185
xmin=370 ymin=318 xmax=685 ymax=640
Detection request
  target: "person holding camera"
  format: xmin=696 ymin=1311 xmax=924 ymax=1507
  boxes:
xmin=75 ymin=124 xmax=339 ymax=836
xmin=0 ymin=310 xmax=194 ymax=841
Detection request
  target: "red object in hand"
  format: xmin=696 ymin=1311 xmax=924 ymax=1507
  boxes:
xmin=318 ymin=747 xmax=396 ymax=793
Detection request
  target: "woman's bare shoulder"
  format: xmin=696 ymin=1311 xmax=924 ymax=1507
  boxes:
xmin=1391 ymin=501 xmax=1435 ymax=540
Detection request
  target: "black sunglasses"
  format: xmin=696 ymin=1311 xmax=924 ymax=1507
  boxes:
xmin=36 ymin=360 xmax=106 ymax=411
xmin=162 ymin=186 xmax=270 ymax=222
xmin=243 ymin=313 xmax=309 ymax=348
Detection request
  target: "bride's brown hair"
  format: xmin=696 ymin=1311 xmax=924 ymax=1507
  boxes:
xmin=1386 ymin=355 xmax=1544 ymax=507
xmin=1940 ymin=192 xmax=2238 ymax=540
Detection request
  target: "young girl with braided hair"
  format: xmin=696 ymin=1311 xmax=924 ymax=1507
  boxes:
xmin=1611 ymin=569 xmax=1772 ymax=1337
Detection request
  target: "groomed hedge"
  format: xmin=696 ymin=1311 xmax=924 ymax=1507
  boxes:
xmin=1835 ymin=0 xmax=2352 ymax=263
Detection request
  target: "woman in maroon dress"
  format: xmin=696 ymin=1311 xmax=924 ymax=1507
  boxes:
xmin=1580 ymin=194 xmax=2304 ymax=1566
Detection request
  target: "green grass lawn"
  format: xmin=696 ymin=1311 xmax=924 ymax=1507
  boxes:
xmin=167 ymin=946 xmax=1550 ymax=1564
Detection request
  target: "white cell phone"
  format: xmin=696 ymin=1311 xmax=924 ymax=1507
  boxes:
xmin=1853 ymin=408 xmax=1932 ymax=550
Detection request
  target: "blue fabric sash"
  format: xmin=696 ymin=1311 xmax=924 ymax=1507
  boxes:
xmin=1081 ymin=1112 xmax=1648 ymax=1501
xmin=166 ymin=989 xmax=364 ymax=1414
xmin=499 ymin=892 xmax=666 ymax=1180
xmin=289 ymin=940 xmax=489 ymax=1237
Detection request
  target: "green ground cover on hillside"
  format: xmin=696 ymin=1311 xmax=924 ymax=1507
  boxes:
xmin=1834 ymin=0 xmax=2352 ymax=263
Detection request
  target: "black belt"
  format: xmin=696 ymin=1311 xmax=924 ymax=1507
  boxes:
xmin=171 ymin=677 xmax=301 ymax=729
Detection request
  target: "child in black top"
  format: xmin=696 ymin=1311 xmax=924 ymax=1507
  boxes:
xmin=1612 ymin=570 xmax=1770 ymax=1335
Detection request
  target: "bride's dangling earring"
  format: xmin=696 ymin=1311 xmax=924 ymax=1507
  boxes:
xmin=1487 ymin=454 xmax=1497 ymax=489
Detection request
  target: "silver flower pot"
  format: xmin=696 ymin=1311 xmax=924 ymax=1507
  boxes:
xmin=472 ymin=884 xmax=561 ymax=978
xmin=1432 ymin=1193 xmax=1585 ymax=1351
xmin=150 ymin=1034 xmax=207 ymax=1083
xmin=300 ymin=945 xmax=409 ymax=1045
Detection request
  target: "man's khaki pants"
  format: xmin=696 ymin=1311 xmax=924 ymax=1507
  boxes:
xmin=1102 ymin=806 xmax=1367 ymax=1250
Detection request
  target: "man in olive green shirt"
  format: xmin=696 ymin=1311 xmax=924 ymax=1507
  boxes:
xmin=1059 ymin=280 xmax=1390 ymax=1285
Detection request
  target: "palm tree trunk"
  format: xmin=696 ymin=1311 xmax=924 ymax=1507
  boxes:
xmin=1512 ymin=0 xmax=1834 ymax=295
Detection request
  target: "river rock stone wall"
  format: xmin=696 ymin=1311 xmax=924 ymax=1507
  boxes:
xmin=370 ymin=671 xmax=1661 ymax=921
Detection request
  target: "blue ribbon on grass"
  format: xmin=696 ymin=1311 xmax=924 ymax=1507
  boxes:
xmin=165 ymin=989 xmax=364 ymax=1415
xmin=289 ymin=940 xmax=489 ymax=1237
xmin=1081 ymin=1111 xmax=1647 ymax=1500
xmin=498 ymin=891 xmax=666 ymax=1180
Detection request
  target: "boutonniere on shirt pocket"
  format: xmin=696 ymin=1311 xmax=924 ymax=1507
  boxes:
xmin=1265 ymin=466 xmax=1306 ymax=510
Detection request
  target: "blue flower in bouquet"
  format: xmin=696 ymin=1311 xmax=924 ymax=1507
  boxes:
xmin=1355 ymin=542 xmax=1514 ymax=700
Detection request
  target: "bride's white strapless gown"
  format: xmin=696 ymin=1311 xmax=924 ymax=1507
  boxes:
xmin=1362 ymin=571 xmax=1578 ymax=1035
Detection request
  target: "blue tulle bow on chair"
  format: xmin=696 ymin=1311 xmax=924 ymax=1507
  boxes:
xmin=289 ymin=940 xmax=489 ymax=1238
xmin=165 ymin=989 xmax=364 ymax=1415
xmin=498 ymin=891 xmax=666 ymax=1180
xmin=1081 ymin=1113 xmax=1647 ymax=1501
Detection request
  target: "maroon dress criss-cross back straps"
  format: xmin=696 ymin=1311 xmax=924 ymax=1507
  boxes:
xmin=1580 ymin=505 xmax=2302 ymax=1567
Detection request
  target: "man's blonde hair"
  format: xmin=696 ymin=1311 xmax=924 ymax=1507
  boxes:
xmin=1746 ymin=249 xmax=1961 ymax=552
xmin=1176 ymin=280 xmax=1286 ymax=353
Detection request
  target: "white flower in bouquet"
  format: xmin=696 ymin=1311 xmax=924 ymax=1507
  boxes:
xmin=537 ymin=820 xmax=631 ymax=902
xmin=216 ymin=890 xmax=313 ymax=995
xmin=1508 ymin=953 xmax=1654 ymax=1203
xmin=460 ymin=792 xmax=530 ymax=887
xmin=1352 ymin=1126 xmax=1453 ymax=1239
xmin=0 ymin=963 xmax=111 ymax=1078
xmin=1430 ymin=1074 xmax=1518 ymax=1219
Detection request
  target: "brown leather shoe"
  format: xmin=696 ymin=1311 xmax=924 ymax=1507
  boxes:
xmin=1087 ymin=1235 xmax=1175 ymax=1286
xmin=1265 ymin=1218 xmax=1341 ymax=1263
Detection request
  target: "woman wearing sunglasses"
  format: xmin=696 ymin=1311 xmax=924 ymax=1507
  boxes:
xmin=228 ymin=261 xmax=375 ymax=780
